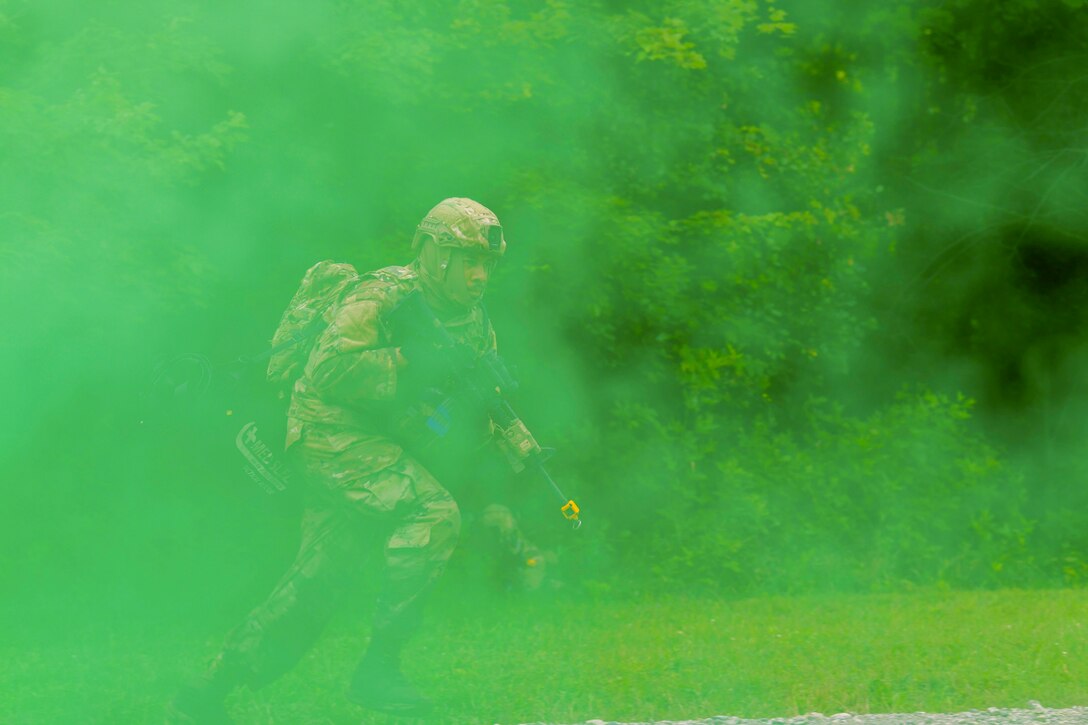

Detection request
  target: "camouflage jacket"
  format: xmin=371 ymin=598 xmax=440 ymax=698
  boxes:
xmin=285 ymin=263 xmax=497 ymax=475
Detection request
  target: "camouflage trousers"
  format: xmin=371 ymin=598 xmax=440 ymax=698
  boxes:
xmin=217 ymin=424 xmax=461 ymax=688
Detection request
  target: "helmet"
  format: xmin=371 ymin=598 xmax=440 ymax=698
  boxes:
xmin=413 ymin=198 xmax=506 ymax=312
xmin=412 ymin=197 xmax=506 ymax=255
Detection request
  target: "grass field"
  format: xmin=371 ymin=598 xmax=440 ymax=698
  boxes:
xmin=3 ymin=588 xmax=1087 ymax=724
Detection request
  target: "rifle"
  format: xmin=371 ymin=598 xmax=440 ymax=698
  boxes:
xmin=389 ymin=291 xmax=582 ymax=529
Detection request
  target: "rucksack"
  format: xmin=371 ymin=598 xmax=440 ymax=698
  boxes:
xmin=265 ymin=260 xmax=361 ymax=390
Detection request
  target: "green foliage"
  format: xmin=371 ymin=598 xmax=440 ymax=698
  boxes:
xmin=598 ymin=387 xmax=1031 ymax=595
xmin=0 ymin=8 xmax=247 ymax=352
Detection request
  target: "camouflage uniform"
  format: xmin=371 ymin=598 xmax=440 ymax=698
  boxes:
xmin=218 ymin=261 xmax=495 ymax=683
xmin=193 ymin=199 xmax=539 ymax=712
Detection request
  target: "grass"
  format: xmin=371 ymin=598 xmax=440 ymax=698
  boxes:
xmin=2 ymin=588 xmax=1087 ymax=724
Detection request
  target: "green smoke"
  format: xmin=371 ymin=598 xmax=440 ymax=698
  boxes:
xmin=2 ymin=0 xmax=1087 ymax=718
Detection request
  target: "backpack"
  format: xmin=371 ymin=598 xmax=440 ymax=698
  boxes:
xmin=265 ymin=260 xmax=361 ymax=389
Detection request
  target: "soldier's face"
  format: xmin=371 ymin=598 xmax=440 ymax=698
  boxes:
xmin=444 ymin=248 xmax=496 ymax=306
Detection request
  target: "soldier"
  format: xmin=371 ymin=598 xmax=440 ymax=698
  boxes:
xmin=170 ymin=198 xmax=541 ymax=721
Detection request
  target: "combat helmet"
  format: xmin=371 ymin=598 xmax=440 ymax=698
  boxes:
xmin=413 ymin=197 xmax=506 ymax=312
xmin=412 ymin=197 xmax=506 ymax=256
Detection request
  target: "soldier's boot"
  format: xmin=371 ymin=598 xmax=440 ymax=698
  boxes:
xmin=347 ymin=623 xmax=432 ymax=715
xmin=166 ymin=653 xmax=243 ymax=724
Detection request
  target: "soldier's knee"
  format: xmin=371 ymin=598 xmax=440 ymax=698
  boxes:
xmin=390 ymin=491 xmax=459 ymax=558
xmin=431 ymin=495 xmax=462 ymax=542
